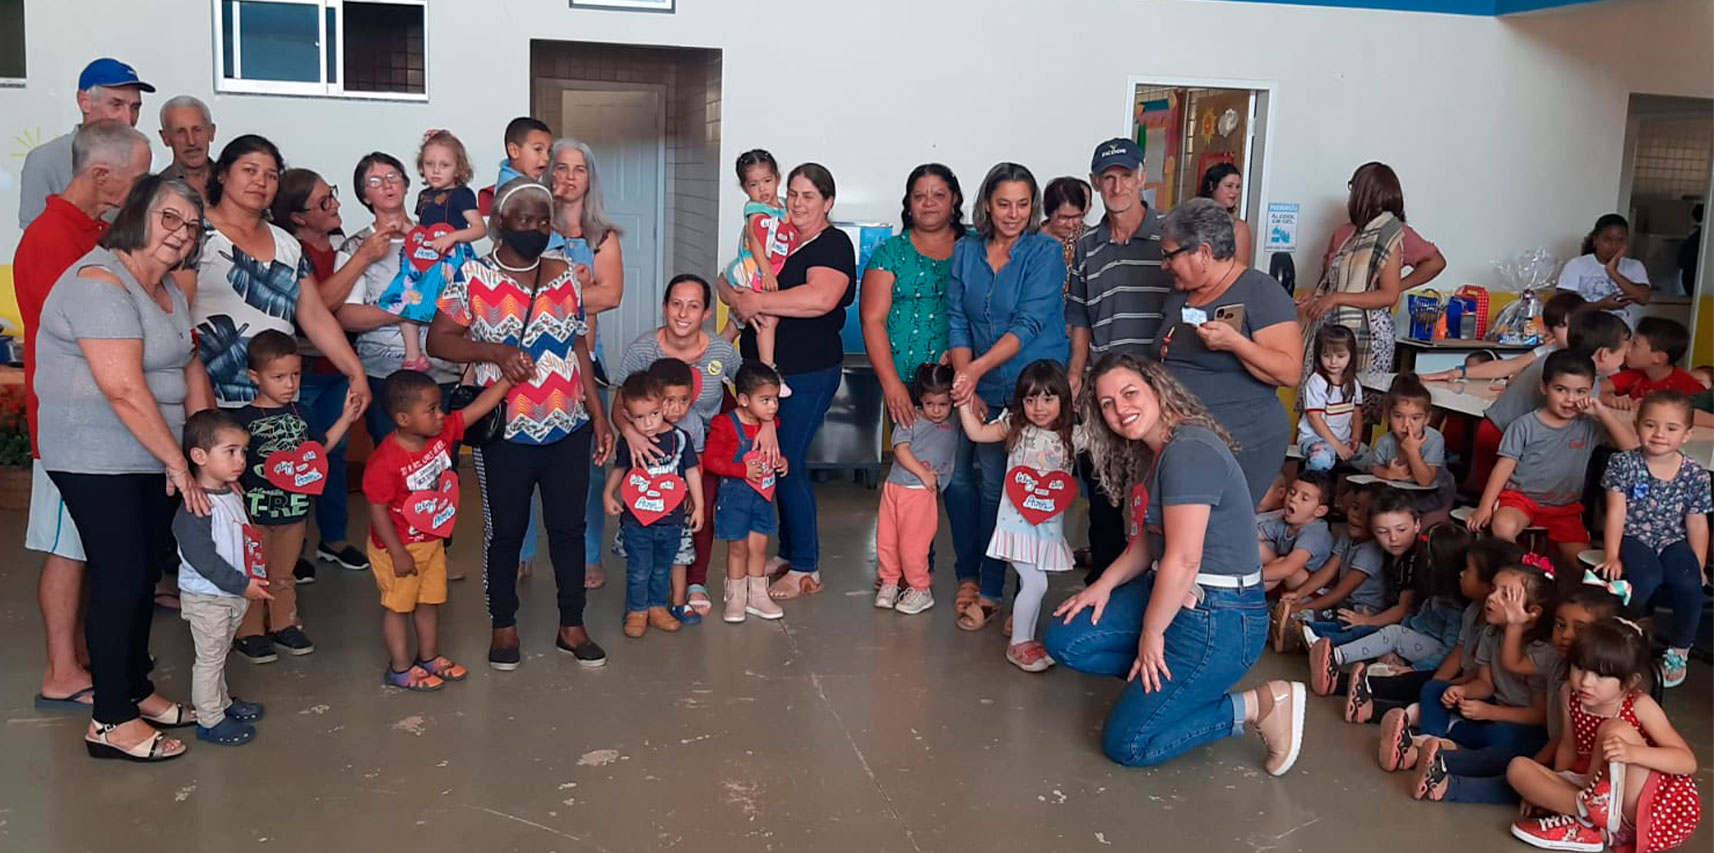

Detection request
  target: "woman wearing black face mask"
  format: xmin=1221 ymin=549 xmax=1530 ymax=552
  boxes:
xmin=427 ymin=177 xmax=614 ymax=671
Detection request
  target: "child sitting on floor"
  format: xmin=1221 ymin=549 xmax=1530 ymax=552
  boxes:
xmin=1471 ymin=349 xmax=1640 ymax=565
xmin=1507 ymin=620 xmax=1702 ymax=853
xmin=363 ymin=370 xmax=511 ymax=688
xmin=875 ymin=363 xmax=958 ymax=616
xmin=1597 ymin=390 xmax=1712 ymax=689
xmin=1309 ymin=523 xmax=1471 ymax=696
xmin=1345 ymin=538 xmax=1525 ymax=724
xmin=1301 ymin=486 xmax=1423 ymax=653
xmin=171 ymin=411 xmax=273 ymax=748
xmin=705 ymin=362 xmax=788 ymax=624
xmin=1258 ymin=470 xmax=1336 ymax=592
xmin=1363 ymin=373 xmax=1456 ymax=527
xmin=1274 ymin=484 xmax=1383 ymax=653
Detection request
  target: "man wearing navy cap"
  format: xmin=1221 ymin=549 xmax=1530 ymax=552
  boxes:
xmin=17 ymin=58 xmax=155 ymax=228
xmin=1066 ymin=137 xmax=1172 ymax=580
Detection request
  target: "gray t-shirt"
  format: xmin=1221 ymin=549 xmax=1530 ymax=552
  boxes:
xmin=1257 ymin=513 xmax=1335 ymax=571
xmin=36 ymin=248 xmax=194 ymax=474
xmin=1458 ymin=600 xmax=1485 ymax=673
xmin=1485 ymin=352 xmax=1553 ymax=431
xmin=1475 ymin=628 xmax=1559 ymax=709
xmin=1066 ymin=210 xmax=1172 ymax=355
xmin=18 ymin=129 xmax=75 ymax=229
xmin=617 ymin=329 xmax=741 ymax=453
xmin=1499 ymin=412 xmax=1604 ymax=506
xmin=338 ymin=227 xmax=459 ymax=384
xmin=1157 ymin=269 xmax=1298 ymax=412
xmin=886 ymin=415 xmax=958 ymax=489
xmin=1341 ymin=540 xmax=1389 ymax=612
xmin=1365 ymin=427 xmax=1456 ymax=513
xmin=1142 ymin=424 xmax=1260 ymax=577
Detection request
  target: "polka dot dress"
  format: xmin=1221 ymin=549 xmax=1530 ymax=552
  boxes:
xmin=1569 ymin=691 xmax=1701 ymax=853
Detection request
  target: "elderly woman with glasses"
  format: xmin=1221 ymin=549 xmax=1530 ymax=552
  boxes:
xmin=1154 ymin=198 xmax=1302 ymax=507
xmin=37 ymin=174 xmax=216 ymax=762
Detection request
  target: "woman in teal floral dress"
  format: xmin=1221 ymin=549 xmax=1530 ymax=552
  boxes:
xmin=860 ymin=163 xmax=965 ymax=427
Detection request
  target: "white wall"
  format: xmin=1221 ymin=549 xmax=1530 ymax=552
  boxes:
xmin=1 ymin=0 xmax=1709 ymax=294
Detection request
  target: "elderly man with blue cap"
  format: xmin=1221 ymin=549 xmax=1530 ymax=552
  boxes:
xmin=18 ymin=58 xmax=155 ymax=228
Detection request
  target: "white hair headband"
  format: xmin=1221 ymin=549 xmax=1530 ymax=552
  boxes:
xmin=494 ymin=181 xmax=552 ymax=214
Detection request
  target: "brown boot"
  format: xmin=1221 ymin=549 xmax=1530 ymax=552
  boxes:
xmin=623 ymin=611 xmax=648 ymax=638
xmin=647 ymin=607 xmax=681 ymax=632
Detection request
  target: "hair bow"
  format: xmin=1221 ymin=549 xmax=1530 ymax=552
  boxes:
xmin=1521 ymin=552 xmax=1553 ymax=577
xmin=1614 ymin=616 xmax=1646 ymax=636
xmin=422 ymin=128 xmax=445 ymax=141
xmin=1581 ymin=570 xmax=1633 ymax=606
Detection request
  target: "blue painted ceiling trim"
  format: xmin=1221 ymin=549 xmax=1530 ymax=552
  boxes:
xmin=1217 ymin=0 xmax=1602 ymax=16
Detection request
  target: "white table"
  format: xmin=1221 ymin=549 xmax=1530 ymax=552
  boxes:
xmin=1359 ymin=372 xmax=1501 ymax=419
xmin=1395 ymin=338 xmax=1536 ymax=375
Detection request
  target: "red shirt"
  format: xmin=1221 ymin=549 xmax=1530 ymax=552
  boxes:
xmin=13 ymin=195 xmax=108 ymax=457
xmin=1609 ymin=367 xmax=1704 ymax=399
xmin=298 ymin=239 xmax=337 ymax=282
xmin=703 ymin=413 xmax=777 ymax=479
xmin=362 ymin=412 xmax=465 ymax=546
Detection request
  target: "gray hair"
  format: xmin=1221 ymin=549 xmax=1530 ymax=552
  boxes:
xmin=100 ymin=174 xmax=205 ymax=270
xmin=1160 ymin=197 xmax=1237 ymax=261
xmin=71 ymin=119 xmax=149 ymax=174
xmin=545 ymin=137 xmax=622 ymax=247
xmin=971 ymin=162 xmax=1041 ymax=240
xmin=158 ymin=94 xmax=212 ymax=128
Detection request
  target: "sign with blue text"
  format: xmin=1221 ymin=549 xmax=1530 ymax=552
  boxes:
xmin=1265 ymin=202 xmax=1300 ymax=253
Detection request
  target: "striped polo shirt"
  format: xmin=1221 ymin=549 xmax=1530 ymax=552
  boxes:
xmin=1066 ymin=207 xmax=1173 ymax=357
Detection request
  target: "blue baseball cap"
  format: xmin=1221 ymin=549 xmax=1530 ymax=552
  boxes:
xmin=78 ymin=58 xmax=155 ymax=93
xmin=1090 ymin=137 xmax=1143 ymax=174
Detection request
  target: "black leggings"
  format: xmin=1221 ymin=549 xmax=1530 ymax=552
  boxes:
xmin=49 ymin=471 xmax=176 ymax=725
xmin=473 ymin=427 xmax=592 ymax=630
xmin=1364 ymin=668 xmax=1436 ymax=722
xmin=1079 ymin=453 xmax=1126 ymax=581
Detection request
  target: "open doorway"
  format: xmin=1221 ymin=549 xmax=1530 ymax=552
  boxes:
xmin=1127 ymin=79 xmax=1273 ymax=264
xmin=1617 ymin=94 xmax=1710 ymax=298
xmin=531 ymin=41 xmax=722 ymax=357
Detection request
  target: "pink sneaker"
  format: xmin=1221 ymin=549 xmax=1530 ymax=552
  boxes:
xmin=1378 ymin=707 xmax=1415 ymax=772
xmin=1309 ymin=638 xmax=1339 ymax=696
xmin=1510 ymin=814 xmax=1605 ymax=852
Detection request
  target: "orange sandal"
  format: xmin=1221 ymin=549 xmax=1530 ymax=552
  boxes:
xmin=416 ymin=656 xmax=467 ymax=682
xmin=957 ymin=601 xmax=997 ymax=631
xmin=768 ymin=571 xmax=822 ymax=600
xmin=384 ymin=665 xmax=444 ymax=691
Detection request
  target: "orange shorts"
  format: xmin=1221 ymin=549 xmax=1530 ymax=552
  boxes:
xmin=368 ymin=541 xmax=448 ymax=614
xmin=1496 ymin=490 xmax=1588 ymax=545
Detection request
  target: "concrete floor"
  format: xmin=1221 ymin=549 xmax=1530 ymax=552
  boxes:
xmin=0 ymin=479 xmax=1708 ymax=852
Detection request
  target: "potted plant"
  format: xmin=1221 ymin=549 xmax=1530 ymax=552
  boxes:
xmin=0 ymin=385 xmax=31 ymax=509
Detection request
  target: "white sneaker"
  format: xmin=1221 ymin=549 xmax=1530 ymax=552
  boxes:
xmin=874 ymin=583 xmax=899 ymax=609
xmin=1300 ymin=624 xmax=1321 ymax=647
xmin=895 ymin=588 xmax=934 ymax=615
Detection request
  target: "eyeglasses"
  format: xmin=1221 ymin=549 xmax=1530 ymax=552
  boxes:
xmin=157 ymin=208 xmax=201 ymax=239
xmin=315 ymin=185 xmax=340 ymax=212
xmin=364 ymin=173 xmax=404 ymax=188
xmin=1162 ymin=245 xmax=1195 ymax=261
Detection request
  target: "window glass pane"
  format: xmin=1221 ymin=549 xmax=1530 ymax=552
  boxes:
xmin=325 ymin=7 xmax=337 ymax=84
xmin=343 ymin=2 xmax=424 ymax=94
xmin=235 ymin=0 xmax=320 ymax=83
xmin=222 ymin=0 xmax=236 ymax=79
xmin=0 ymin=0 xmax=26 ymax=79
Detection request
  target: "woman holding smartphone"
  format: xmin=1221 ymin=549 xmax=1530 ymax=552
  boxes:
xmin=1154 ymin=199 xmax=1302 ymax=507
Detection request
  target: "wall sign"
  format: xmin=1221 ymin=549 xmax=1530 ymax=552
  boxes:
xmin=1265 ymin=202 xmax=1300 ymax=253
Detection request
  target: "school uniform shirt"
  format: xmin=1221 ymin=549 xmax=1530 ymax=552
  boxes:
xmin=1485 ymin=346 xmax=1559 ymax=432
xmin=886 ymin=415 xmax=959 ymax=490
xmin=362 ymin=412 xmax=465 ymax=546
xmin=1557 ymin=253 xmax=1649 ymax=324
xmin=1499 ymin=411 xmax=1605 ymax=506
xmin=1256 ymin=512 xmax=1335 ymax=571
xmin=1600 ymin=449 xmax=1714 ymax=551
xmin=1363 ymin=427 xmax=1457 ymax=514
xmin=1474 ymin=627 xmax=1560 ymax=708
xmin=1139 ymin=424 xmax=1260 ymax=577
xmin=1609 ymin=367 xmax=1705 ymax=399
xmin=1296 ymin=373 xmax=1363 ymax=446
xmin=1458 ymin=600 xmax=1486 ymax=673
xmin=1341 ymin=539 xmax=1389 ymax=613
xmin=612 ymin=427 xmax=700 ymax=527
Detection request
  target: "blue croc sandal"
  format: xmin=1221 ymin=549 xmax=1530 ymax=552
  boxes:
xmin=197 ymin=717 xmax=256 ymax=746
xmin=225 ymin=698 xmax=265 ymax=723
xmin=670 ymin=604 xmax=702 ymax=625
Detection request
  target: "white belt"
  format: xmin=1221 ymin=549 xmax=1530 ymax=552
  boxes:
xmin=1195 ymin=570 xmax=1263 ymax=589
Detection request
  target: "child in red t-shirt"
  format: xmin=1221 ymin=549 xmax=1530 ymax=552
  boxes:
xmin=362 ymin=370 xmax=509 ymax=691
xmin=1603 ymin=317 xmax=1703 ymax=410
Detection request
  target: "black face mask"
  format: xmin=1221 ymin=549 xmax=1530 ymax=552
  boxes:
xmin=500 ymin=228 xmax=550 ymax=259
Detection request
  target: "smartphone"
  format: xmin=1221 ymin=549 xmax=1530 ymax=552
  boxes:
xmin=1214 ymin=303 xmax=1246 ymax=330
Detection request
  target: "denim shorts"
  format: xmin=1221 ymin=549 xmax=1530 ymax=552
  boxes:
xmin=714 ymin=481 xmax=777 ymax=541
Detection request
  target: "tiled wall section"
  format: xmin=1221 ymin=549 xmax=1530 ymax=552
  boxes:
xmin=529 ymin=41 xmax=723 ymax=286
xmin=1633 ymin=114 xmax=1713 ymax=198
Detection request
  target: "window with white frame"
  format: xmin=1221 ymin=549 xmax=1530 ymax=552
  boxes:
xmin=214 ymin=0 xmax=425 ymax=99
xmin=0 ymin=0 xmax=25 ymax=83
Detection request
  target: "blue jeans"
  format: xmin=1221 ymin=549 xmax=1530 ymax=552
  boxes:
xmin=1044 ymin=572 xmax=1269 ymax=767
xmin=1620 ymin=535 xmax=1707 ymax=648
xmin=945 ymin=424 xmax=1009 ymax=599
xmin=774 ymin=365 xmax=840 ymax=572
xmin=621 ymin=518 xmax=681 ymax=612
xmin=1418 ymin=679 xmax=1458 ymax=737
xmin=299 ymin=371 xmax=351 ymax=544
xmin=585 ymin=387 xmax=610 ymax=566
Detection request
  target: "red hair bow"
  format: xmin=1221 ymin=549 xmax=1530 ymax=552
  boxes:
xmin=1521 ymin=552 xmax=1553 ymax=577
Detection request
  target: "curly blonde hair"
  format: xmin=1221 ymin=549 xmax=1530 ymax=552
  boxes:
xmin=1079 ymin=353 xmax=1237 ymax=506
xmin=417 ymin=129 xmax=474 ymax=186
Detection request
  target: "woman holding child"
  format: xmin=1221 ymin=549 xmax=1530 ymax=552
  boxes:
xmin=428 ymin=177 xmax=614 ymax=671
xmin=38 ymin=175 xmax=213 ymax=761
xmin=1043 ymin=353 xmax=1306 ymax=773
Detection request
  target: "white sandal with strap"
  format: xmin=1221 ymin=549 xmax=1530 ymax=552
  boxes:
xmin=86 ymin=723 xmax=187 ymax=762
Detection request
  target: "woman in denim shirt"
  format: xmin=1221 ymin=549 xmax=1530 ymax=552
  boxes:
xmin=945 ymin=162 xmax=1069 ymax=625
